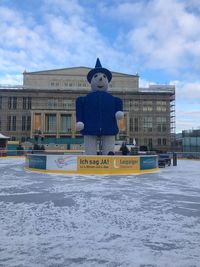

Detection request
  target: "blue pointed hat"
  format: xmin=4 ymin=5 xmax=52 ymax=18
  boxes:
xmin=87 ymin=58 xmax=112 ymax=83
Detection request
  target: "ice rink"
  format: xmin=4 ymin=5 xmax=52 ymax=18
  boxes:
xmin=0 ymin=157 xmax=200 ymax=267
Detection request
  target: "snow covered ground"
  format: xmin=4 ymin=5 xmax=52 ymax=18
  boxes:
xmin=0 ymin=157 xmax=200 ymax=267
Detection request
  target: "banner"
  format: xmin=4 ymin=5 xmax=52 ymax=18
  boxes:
xmin=140 ymin=156 xmax=157 ymax=170
xmin=27 ymin=155 xmax=46 ymax=169
xmin=78 ymin=156 xmax=139 ymax=172
xmin=78 ymin=156 xmax=112 ymax=170
xmin=47 ymin=155 xmax=77 ymax=170
xmin=26 ymin=154 xmax=158 ymax=174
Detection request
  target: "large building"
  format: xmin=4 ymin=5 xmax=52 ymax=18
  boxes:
xmin=0 ymin=66 xmax=175 ymax=151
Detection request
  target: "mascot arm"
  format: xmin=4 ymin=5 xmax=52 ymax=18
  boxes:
xmin=76 ymin=97 xmax=84 ymax=131
xmin=115 ymin=98 xmax=124 ymax=120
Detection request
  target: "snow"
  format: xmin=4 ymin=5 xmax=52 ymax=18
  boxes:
xmin=0 ymin=157 xmax=200 ymax=267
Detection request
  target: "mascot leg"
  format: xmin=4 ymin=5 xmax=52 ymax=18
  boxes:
xmin=102 ymin=136 xmax=115 ymax=155
xmin=84 ymin=135 xmax=97 ymax=155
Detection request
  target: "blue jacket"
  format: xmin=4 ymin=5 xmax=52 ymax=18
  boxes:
xmin=76 ymin=91 xmax=123 ymax=136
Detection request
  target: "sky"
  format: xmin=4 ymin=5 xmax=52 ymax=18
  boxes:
xmin=0 ymin=0 xmax=200 ymax=133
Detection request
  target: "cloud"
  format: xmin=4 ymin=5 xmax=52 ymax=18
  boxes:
xmin=173 ymin=80 xmax=200 ymax=102
xmin=102 ymin=0 xmax=200 ymax=76
xmin=0 ymin=74 xmax=22 ymax=85
xmin=0 ymin=0 xmax=200 ymax=133
xmin=176 ymin=120 xmax=200 ymax=132
xmin=172 ymin=80 xmax=200 ymax=131
xmin=0 ymin=0 xmax=129 ymax=75
xmin=43 ymin=0 xmax=85 ymax=17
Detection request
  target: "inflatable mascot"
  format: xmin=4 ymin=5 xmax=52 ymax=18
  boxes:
xmin=76 ymin=58 xmax=124 ymax=155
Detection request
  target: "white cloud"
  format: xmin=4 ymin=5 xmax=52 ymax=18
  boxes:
xmin=43 ymin=0 xmax=85 ymax=17
xmin=0 ymin=74 xmax=22 ymax=85
xmin=0 ymin=0 xmax=129 ymax=77
xmin=172 ymin=80 xmax=200 ymax=132
xmin=173 ymin=80 xmax=200 ymax=102
xmin=102 ymin=0 xmax=200 ymax=76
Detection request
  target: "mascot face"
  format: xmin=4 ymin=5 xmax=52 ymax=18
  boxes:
xmin=91 ymin=72 xmax=108 ymax=91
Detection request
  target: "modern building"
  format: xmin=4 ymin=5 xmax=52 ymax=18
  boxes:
xmin=182 ymin=129 xmax=200 ymax=152
xmin=0 ymin=66 xmax=175 ymax=151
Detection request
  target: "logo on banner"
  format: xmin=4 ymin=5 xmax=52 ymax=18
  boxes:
xmin=55 ymin=156 xmax=76 ymax=168
xmin=113 ymin=157 xmax=139 ymax=169
xmin=44 ymin=155 xmax=77 ymax=170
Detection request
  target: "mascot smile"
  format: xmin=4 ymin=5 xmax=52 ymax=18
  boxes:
xmin=76 ymin=58 xmax=124 ymax=155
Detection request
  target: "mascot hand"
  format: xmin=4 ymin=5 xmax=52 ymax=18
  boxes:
xmin=115 ymin=111 xmax=124 ymax=120
xmin=76 ymin=121 xmax=84 ymax=131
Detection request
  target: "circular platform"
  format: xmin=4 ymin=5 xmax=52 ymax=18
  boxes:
xmin=25 ymin=153 xmax=159 ymax=175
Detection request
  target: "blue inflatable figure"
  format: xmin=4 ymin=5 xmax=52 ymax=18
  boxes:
xmin=76 ymin=58 xmax=124 ymax=155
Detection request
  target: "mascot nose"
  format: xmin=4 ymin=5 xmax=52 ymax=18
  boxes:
xmin=99 ymin=77 xmax=102 ymax=81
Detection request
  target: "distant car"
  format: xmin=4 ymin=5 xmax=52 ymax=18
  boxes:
xmin=159 ymin=154 xmax=171 ymax=166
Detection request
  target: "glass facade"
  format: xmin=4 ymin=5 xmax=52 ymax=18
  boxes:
xmin=183 ymin=137 xmax=200 ymax=152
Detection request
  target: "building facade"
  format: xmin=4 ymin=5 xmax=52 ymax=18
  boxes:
xmin=0 ymin=67 xmax=175 ymax=151
xmin=182 ymin=129 xmax=200 ymax=152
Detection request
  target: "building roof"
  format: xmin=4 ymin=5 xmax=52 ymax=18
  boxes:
xmin=23 ymin=66 xmax=139 ymax=78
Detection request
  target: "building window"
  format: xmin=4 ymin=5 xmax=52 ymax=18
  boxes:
xmin=23 ymin=97 xmax=26 ymax=109
xmin=163 ymin=138 xmax=167 ymax=145
xmin=34 ymin=113 xmax=41 ymax=132
xmin=156 ymin=101 xmax=167 ymax=112
xmin=148 ymin=138 xmax=153 ymax=149
xmin=142 ymin=101 xmax=153 ymax=112
xmin=28 ymin=97 xmax=32 ymax=109
xmin=45 ymin=114 xmax=56 ymax=133
xmin=12 ymin=116 xmax=16 ymax=131
xmin=158 ymin=138 xmax=162 ymax=145
xmin=22 ymin=116 xmax=26 ymax=131
xmin=143 ymin=117 xmax=153 ymax=132
xmin=130 ymin=117 xmax=139 ymax=132
xmin=60 ymin=114 xmax=72 ymax=133
xmin=22 ymin=115 xmax=31 ymax=131
xmin=125 ymin=100 xmax=139 ymax=111
xmin=8 ymin=97 xmax=17 ymax=109
xmin=47 ymin=99 xmax=58 ymax=109
xmin=21 ymin=136 xmax=26 ymax=142
xmin=130 ymin=118 xmax=133 ymax=131
xmin=133 ymin=102 xmax=139 ymax=111
xmin=134 ymin=118 xmax=139 ymax=132
xmin=63 ymin=99 xmax=74 ymax=110
xmin=13 ymin=97 xmax=17 ymax=109
xmin=27 ymin=116 xmax=31 ymax=130
xmin=143 ymin=138 xmax=148 ymax=145
xmin=7 ymin=115 xmax=16 ymax=131
xmin=156 ymin=117 xmax=167 ymax=132
xmin=8 ymin=97 xmax=11 ymax=109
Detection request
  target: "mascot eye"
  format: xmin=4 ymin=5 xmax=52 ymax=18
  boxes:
xmin=94 ymin=74 xmax=98 ymax=78
xmin=103 ymin=75 xmax=106 ymax=78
